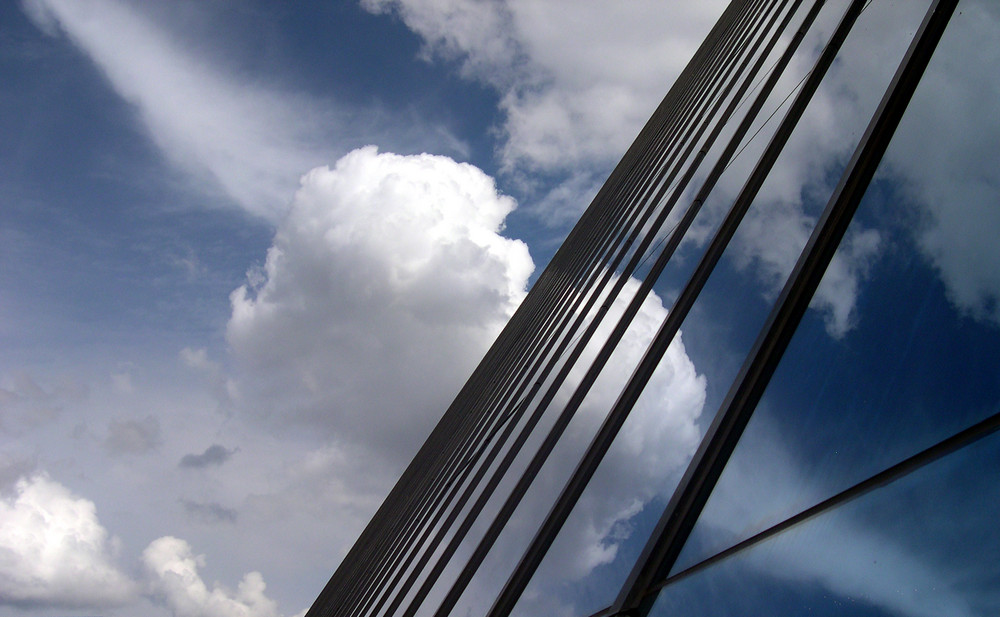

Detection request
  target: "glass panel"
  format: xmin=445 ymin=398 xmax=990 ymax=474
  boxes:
xmin=673 ymin=0 xmax=1000 ymax=574
xmin=651 ymin=429 xmax=1000 ymax=617
xmin=493 ymin=2 xmax=948 ymax=614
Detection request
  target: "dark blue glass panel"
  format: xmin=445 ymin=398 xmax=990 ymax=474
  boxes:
xmin=673 ymin=0 xmax=1000 ymax=576
xmin=652 ymin=430 xmax=1000 ymax=617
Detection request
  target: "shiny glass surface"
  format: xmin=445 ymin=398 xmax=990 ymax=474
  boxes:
xmin=672 ymin=0 xmax=1000 ymax=577
xmin=652 ymin=430 xmax=1000 ymax=616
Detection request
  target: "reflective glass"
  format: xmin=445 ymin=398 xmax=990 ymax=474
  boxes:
xmin=673 ymin=0 xmax=1000 ymax=575
xmin=498 ymin=2 xmax=952 ymax=614
xmin=651 ymin=430 xmax=1000 ymax=616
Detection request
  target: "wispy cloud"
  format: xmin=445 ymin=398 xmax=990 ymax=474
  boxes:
xmin=23 ymin=0 xmax=323 ymax=219
xmin=22 ymin=0 xmax=468 ymax=221
xmin=693 ymin=421 xmax=982 ymax=617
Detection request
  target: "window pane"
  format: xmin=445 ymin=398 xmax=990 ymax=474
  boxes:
xmin=651 ymin=429 xmax=1000 ymax=617
xmin=672 ymin=0 xmax=1000 ymax=576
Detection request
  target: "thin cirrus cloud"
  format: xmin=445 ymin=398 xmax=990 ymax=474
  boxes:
xmin=21 ymin=0 xmax=467 ymax=222
xmin=22 ymin=0 xmax=319 ymax=220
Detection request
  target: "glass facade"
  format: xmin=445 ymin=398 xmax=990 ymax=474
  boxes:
xmin=306 ymin=1 xmax=1000 ymax=616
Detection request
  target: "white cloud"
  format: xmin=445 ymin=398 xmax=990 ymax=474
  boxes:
xmin=765 ymin=520 xmax=977 ymax=617
xmin=733 ymin=199 xmax=882 ymax=338
xmin=143 ymin=536 xmax=288 ymax=617
xmin=22 ymin=0 xmax=323 ymax=219
xmin=214 ymin=147 xmax=537 ymax=596
xmin=507 ymin=276 xmax=704 ymax=611
xmin=223 ymin=147 xmax=707 ymax=610
xmin=21 ymin=0 xmax=466 ymax=221
xmin=361 ymin=0 xmax=891 ymax=337
xmin=227 ymin=146 xmax=533 ymax=459
xmin=16 ymin=3 xmax=996 ymax=616
xmin=0 ymin=473 xmax=135 ymax=609
xmin=364 ymin=0 xmax=727 ymax=175
xmin=361 ymin=0 xmax=1000 ymax=342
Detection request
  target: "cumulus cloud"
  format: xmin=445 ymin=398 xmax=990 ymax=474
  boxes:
xmin=219 ymin=147 xmax=538 ymax=585
xmin=143 ymin=536 xmax=287 ymax=617
xmin=180 ymin=444 xmax=236 ymax=469
xmin=363 ymin=0 xmax=727 ymax=176
xmin=227 ymin=146 xmax=533 ymax=458
xmin=0 ymin=473 xmax=135 ymax=609
xmin=224 ymin=146 xmax=706 ymax=607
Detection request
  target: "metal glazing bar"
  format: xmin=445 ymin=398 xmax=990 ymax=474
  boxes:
xmin=650 ymin=406 xmax=1000 ymax=593
xmin=439 ymin=1 xmax=792 ymax=614
xmin=480 ymin=1 xmax=823 ymax=614
xmin=402 ymin=12 xmax=763 ymax=616
xmin=616 ymin=1 xmax=959 ymax=613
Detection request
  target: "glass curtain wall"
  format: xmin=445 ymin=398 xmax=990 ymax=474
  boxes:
xmin=305 ymin=1 xmax=999 ymax=616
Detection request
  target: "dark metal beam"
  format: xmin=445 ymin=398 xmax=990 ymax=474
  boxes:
xmin=615 ymin=1 xmax=959 ymax=613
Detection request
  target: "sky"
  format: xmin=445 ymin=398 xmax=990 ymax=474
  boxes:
xmin=1 ymin=1 xmax=999 ymax=617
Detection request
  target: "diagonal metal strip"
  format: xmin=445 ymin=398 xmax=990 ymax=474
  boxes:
xmin=616 ymin=0 xmax=960 ymax=613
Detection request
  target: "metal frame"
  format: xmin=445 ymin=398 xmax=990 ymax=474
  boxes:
xmin=304 ymin=1 xmax=964 ymax=616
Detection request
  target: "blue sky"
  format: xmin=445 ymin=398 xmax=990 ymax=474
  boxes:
xmin=1 ymin=1 xmax=999 ymax=617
